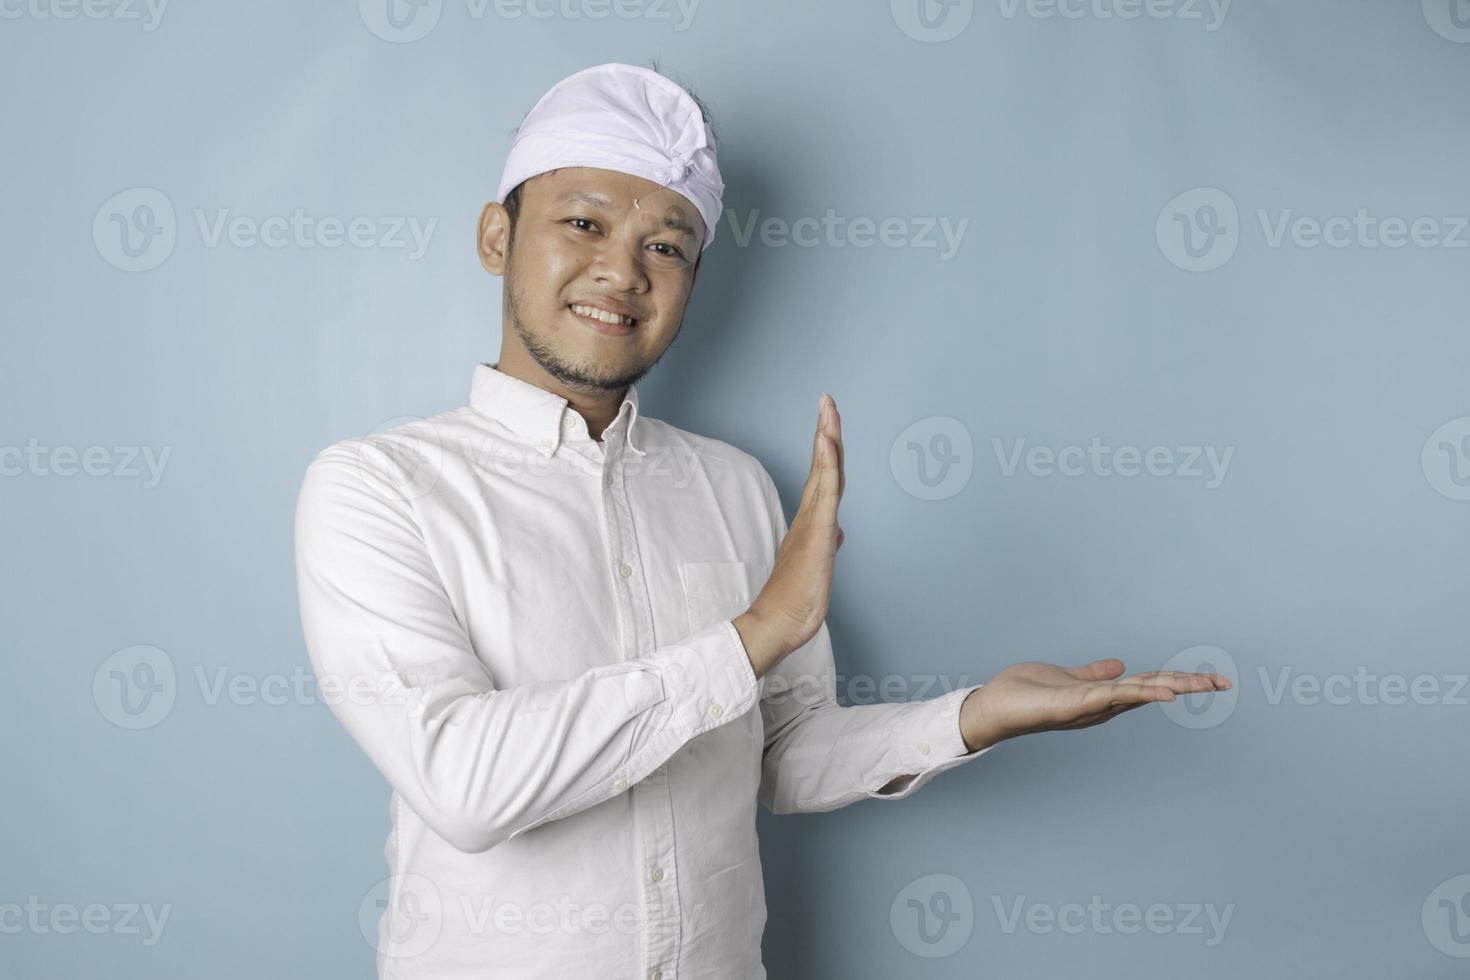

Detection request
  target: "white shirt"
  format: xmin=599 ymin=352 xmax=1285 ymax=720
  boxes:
xmin=293 ymin=361 xmax=993 ymax=979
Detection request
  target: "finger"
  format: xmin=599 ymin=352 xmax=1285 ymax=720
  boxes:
xmin=1121 ymin=671 xmax=1230 ymax=693
xmin=1081 ymin=682 xmax=1177 ymax=711
xmin=816 ymin=432 xmax=841 ymax=518
xmin=1066 ymin=658 xmax=1125 ymax=681
xmin=829 ymin=401 xmax=844 ymax=499
xmin=797 ymin=395 xmax=831 ymax=514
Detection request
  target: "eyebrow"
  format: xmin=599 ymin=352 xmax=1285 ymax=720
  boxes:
xmin=557 ymin=190 xmax=696 ymax=239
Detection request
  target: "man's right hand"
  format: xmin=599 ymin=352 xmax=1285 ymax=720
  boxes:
xmin=733 ymin=393 xmax=845 ymax=678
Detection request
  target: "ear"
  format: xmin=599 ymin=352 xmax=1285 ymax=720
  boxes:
xmin=478 ymin=201 xmax=511 ymax=275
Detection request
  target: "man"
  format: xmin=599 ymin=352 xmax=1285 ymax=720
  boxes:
xmin=293 ymin=62 xmax=1229 ymax=979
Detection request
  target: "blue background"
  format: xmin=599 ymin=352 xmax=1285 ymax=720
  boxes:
xmin=3 ymin=0 xmax=1468 ymax=976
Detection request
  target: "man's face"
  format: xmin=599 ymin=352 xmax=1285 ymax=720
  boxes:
xmin=478 ymin=166 xmax=707 ymax=392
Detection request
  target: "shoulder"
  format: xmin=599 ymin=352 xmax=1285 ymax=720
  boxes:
xmin=298 ymin=406 xmax=475 ymax=515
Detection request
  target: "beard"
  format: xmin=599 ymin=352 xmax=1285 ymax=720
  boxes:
xmin=504 ymin=262 xmax=678 ymax=394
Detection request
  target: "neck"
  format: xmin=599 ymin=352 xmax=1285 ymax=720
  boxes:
xmin=493 ymin=344 xmax=625 ymax=443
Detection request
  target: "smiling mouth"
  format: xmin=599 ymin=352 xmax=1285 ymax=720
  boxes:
xmin=568 ymin=303 xmax=639 ymax=336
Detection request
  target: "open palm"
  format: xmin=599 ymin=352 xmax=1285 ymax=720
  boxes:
xmin=962 ymin=658 xmax=1231 ymax=747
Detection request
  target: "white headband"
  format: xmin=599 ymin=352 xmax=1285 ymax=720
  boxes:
xmin=496 ymin=63 xmax=724 ymax=253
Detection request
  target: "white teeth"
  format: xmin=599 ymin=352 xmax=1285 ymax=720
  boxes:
xmin=571 ymin=304 xmax=634 ymax=326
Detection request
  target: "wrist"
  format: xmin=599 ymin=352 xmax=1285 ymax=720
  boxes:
xmin=958 ymin=685 xmax=1006 ymax=753
xmin=731 ymin=610 xmax=785 ymax=679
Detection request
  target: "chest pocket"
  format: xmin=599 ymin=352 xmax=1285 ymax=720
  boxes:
xmin=678 ymin=559 xmax=770 ymax=697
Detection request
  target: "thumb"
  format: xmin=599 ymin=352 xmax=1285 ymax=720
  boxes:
xmin=1067 ymin=658 xmax=1125 ymax=681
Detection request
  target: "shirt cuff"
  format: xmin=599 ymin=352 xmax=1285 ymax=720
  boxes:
xmin=876 ymin=684 xmax=995 ymax=800
xmin=659 ymin=619 xmax=761 ymax=740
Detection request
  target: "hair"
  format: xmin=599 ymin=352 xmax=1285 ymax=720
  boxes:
xmin=501 ymin=60 xmax=716 ymax=270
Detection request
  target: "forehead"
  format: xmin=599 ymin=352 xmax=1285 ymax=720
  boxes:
xmin=522 ymin=167 xmax=705 ymax=239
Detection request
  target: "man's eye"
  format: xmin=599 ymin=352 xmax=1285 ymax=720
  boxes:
xmin=650 ymin=242 xmax=686 ymax=260
xmin=567 ymin=218 xmax=598 ymax=232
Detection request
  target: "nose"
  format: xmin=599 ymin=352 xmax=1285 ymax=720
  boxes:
xmin=590 ymin=227 xmax=649 ymax=293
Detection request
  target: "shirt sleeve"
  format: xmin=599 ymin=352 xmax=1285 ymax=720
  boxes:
xmin=293 ymin=439 xmax=760 ymax=854
xmin=751 ymin=466 xmax=998 ymax=814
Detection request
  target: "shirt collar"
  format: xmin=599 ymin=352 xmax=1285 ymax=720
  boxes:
xmin=469 ymin=361 xmax=647 ymax=458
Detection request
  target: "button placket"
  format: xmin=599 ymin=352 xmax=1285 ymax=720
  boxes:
xmin=605 ymin=450 xmax=681 ymax=977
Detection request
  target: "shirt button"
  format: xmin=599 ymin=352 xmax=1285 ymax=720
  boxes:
xmin=708 ymin=703 xmax=723 ymax=718
xmin=650 ymin=866 xmax=663 ymax=882
xmin=918 ymin=742 xmax=931 ymax=755
xmin=539 ymin=439 xmax=552 ymax=451
xmin=563 ymin=414 xmax=576 ymax=428
xmin=651 ymin=970 xmax=662 ymax=980
xmin=618 ymin=562 xmax=632 ymax=578
xmin=604 ymin=472 xmax=614 ymax=487
xmin=614 ymin=777 xmax=627 ymax=791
